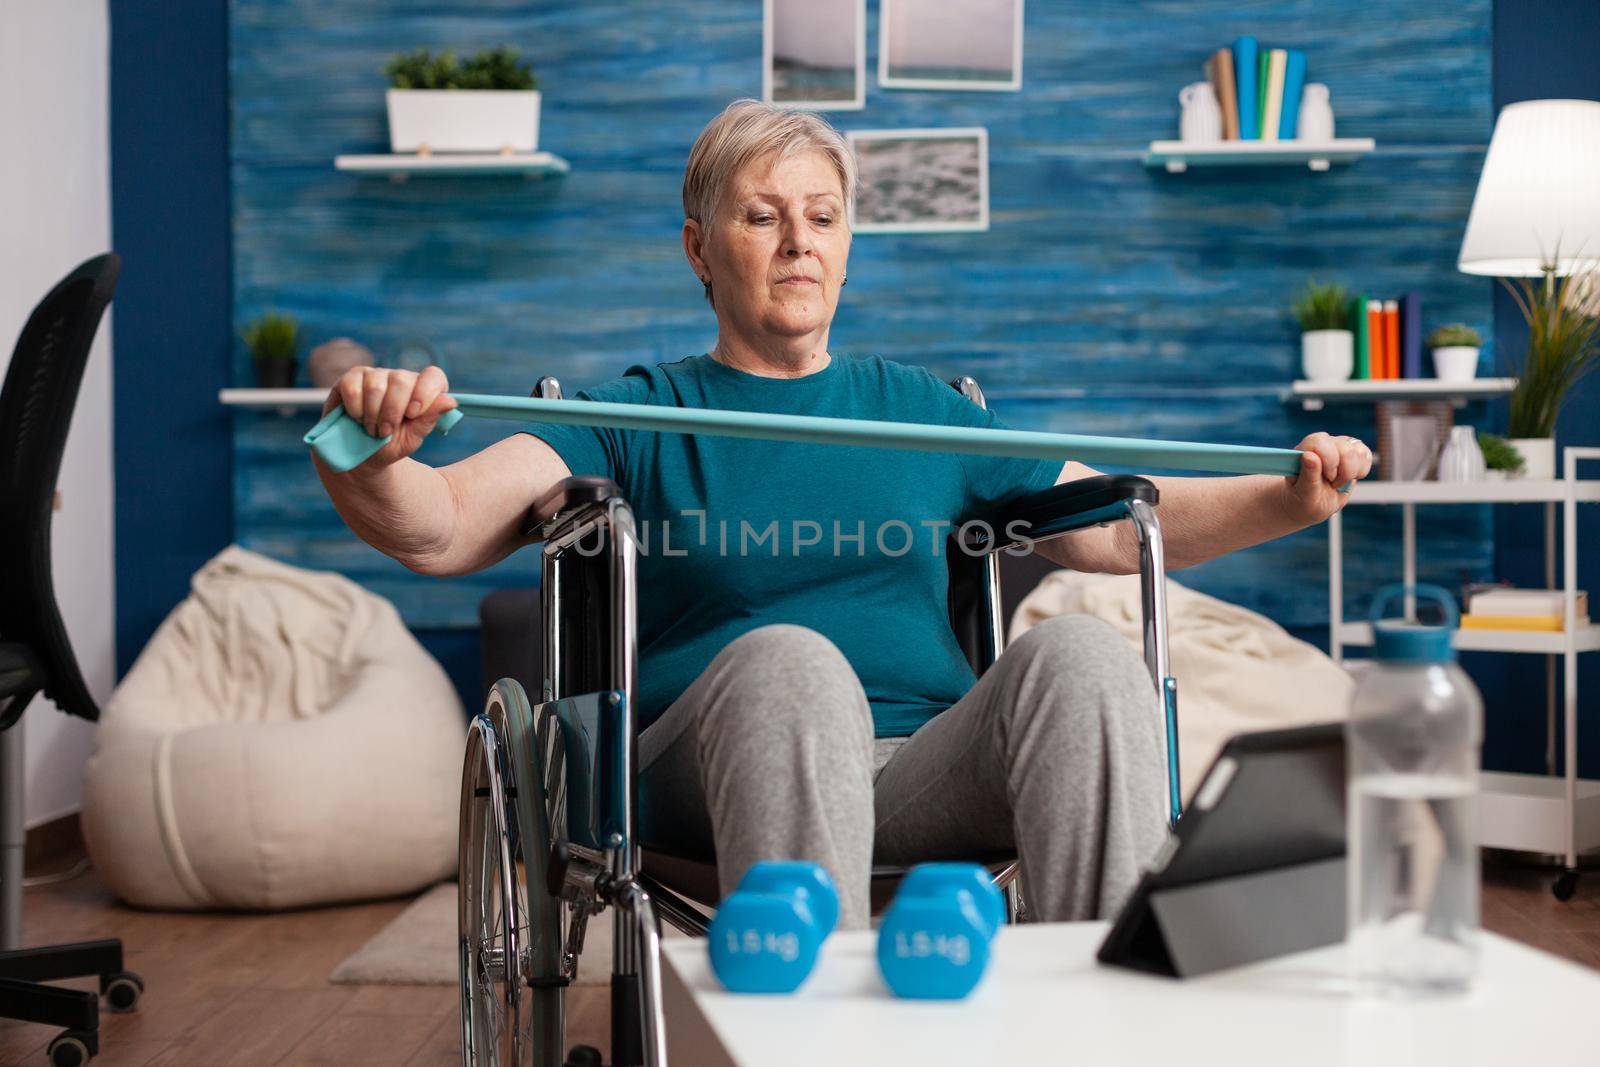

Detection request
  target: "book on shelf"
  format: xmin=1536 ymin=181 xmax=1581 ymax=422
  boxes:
xmin=1461 ymin=614 xmax=1588 ymax=632
xmin=1280 ymin=49 xmax=1307 ymax=138
xmin=1208 ymin=48 xmax=1240 ymax=139
xmin=1400 ymin=291 xmax=1422 ymax=379
xmin=1257 ymin=52 xmax=1269 ymax=139
xmin=1234 ymin=36 xmax=1259 ymax=140
xmin=1350 ymin=294 xmax=1370 ymax=379
xmin=1382 ymin=300 xmax=1401 ymax=381
xmin=1469 ymin=589 xmax=1588 ymax=617
xmin=1262 ymin=49 xmax=1287 ymax=140
xmin=1367 ymin=300 xmax=1386 ymax=379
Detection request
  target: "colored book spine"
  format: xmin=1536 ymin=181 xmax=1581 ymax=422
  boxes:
xmin=1262 ymin=50 xmax=1287 ymax=140
xmin=1257 ymin=52 xmax=1269 ymax=138
xmin=1234 ymin=36 xmax=1259 ymax=140
xmin=1383 ymin=301 xmax=1401 ymax=381
xmin=1367 ymin=300 xmax=1386 ymax=378
xmin=1211 ymin=48 xmax=1240 ymax=140
xmin=1400 ymin=291 xmax=1422 ymax=379
xmin=1279 ymin=49 xmax=1307 ymax=139
xmin=1351 ymin=295 xmax=1370 ymax=379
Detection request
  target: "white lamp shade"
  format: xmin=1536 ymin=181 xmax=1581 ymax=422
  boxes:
xmin=1457 ymin=99 xmax=1600 ymax=277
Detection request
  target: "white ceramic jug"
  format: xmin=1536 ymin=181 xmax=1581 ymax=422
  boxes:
xmin=1298 ymin=83 xmax=1335 ymax=141
xmin=1179 ymin=82 xmax=1223 ymax=143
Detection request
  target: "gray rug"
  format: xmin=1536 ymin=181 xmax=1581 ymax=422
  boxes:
xmin=330 ymin=882 xmax=685 ymax=986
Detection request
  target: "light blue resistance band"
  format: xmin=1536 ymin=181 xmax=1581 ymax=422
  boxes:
xmin=304 ymin=393 xmax=1343 ymax=488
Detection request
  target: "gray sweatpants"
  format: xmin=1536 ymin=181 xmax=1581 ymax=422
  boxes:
xmin=636 ymin=615 xmax=1167 ymax=930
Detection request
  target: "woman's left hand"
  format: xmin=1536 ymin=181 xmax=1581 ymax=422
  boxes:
xmin=1285 ymin=431 xmax=1373 ymax=523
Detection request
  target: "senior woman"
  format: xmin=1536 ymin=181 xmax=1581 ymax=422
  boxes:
xmin=315 ymin=99 xmax=1372 ymax=931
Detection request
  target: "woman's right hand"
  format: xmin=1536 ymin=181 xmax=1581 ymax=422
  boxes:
xmin=321 ymin=365 xmax=458 ymax=470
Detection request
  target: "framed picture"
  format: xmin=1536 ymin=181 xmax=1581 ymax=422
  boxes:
xmin=847 ymin=128 xmax=989 ymax=234
xmin=879 ymin=0 xmax=1023 ymax=92
xmin=764 ymin=0 xmax=866 ymax=111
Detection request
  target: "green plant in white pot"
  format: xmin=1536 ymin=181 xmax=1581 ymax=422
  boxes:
xmin=1293 ymin=280 xmax=1353 ymax=382
xmin=1426 ymin=323 xmax=1482 ymax=382
xmin=385 ymin=47 xmax=540 ymax=154
xmin=1502 ymin=266 xmax=1600 ymax=479
xmin=1477 ymin=432 xmax=1526 ymax=481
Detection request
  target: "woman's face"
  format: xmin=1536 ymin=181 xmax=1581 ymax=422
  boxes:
xmin=686 ymin=149 xmax=851 ymax=344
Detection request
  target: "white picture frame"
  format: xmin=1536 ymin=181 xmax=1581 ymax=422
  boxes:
xmin=763 ymin=0 xmax=866 ymax=111
xmin=879 ymin=0 xmax=1023 ymax=92
xmin=846 ymin=128 xmax=990 ymax=234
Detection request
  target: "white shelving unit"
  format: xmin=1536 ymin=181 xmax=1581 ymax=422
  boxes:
xmin=1330 ymin=448 xmax=1600 ymax=896
xmin=1144 ymin=138 xmax=1375 ymax=173
xmin=220 ymin=388 xmax=325 ymax=408
xmin=333 ymin=151 xmax=570 ymax=180
xmin=1285 ymin=377 xmax=1517 ymax=412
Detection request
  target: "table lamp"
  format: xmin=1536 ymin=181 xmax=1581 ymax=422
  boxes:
xmin=1458 ymin=99 xmax=1600 ymax=278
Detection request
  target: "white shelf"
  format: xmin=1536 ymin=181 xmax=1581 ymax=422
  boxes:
xmin=220 ymin=388 xmax=326 ymax=408
xmin=1349 ymin=479 xmax=1600 ymax=505
xmin=1337 ymin=621 xmax=1600 ymax=655
xmin=1481 ymin=772 xmax=1600 ymax=855
xmin=1286 ymin=377 xmax=1516 ymax=411
xmin=1144 ymin=138 xmax=1374 ymax=173
xmin=333 ymin=151 xmax=570 ymax=179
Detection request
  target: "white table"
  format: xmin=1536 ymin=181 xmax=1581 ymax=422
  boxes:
xmin=661 ymin=921 xmax=1600 ymax=1066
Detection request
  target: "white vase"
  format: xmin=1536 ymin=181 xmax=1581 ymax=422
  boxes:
xmin=386 ymin=89 xmax=541 ymax=153
xmin=1431 ymin=346 xmax=1480 ymax=381
xmin=1436 ymin=426 xmax=1486 ymax=482
xmin=1508 ymin=437 xmax=1556 ymax=480
xmin=1298 ymin=83 xmax=1335 ymax=141
xmin=1301 ymin=330 xmax=1354 ymax=382
xmin=1179 ymin=82 xmax=1223 ymax=143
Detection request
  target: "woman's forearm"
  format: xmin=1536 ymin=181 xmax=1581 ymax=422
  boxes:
xmin=1110 ymin=473 xmax=1307 ymax=570
xmin=313 ymin=454 xmax=457 ymax=574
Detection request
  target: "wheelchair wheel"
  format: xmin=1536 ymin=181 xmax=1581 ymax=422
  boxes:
xmin=459 ymin=679 xmax=570 ymax=1067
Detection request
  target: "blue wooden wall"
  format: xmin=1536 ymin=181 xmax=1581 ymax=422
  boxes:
xmin=230 ymin=0 xmax=1494 ymax=633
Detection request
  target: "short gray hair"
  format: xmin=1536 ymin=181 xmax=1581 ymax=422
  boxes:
xmin=682 ymin=99 xmax=856 ymax=234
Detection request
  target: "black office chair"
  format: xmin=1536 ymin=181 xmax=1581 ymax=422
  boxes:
xmin=0 ymin=253 xmax=144 ymax=1067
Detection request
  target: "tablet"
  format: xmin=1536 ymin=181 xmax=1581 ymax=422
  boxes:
xmin=1096 ymin=721 xmax=1346 ymax=978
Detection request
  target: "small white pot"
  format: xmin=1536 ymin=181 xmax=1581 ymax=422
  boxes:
xmin=1508 ymin=437 xmax=1556 ymax=480
xmin=1301 ymin=329 xmax=1354 ymax=382
xmin=386 ymin=89 xmax=541 ymax=154
xmin=1431 ymin=346 xmax=1480 ymax=382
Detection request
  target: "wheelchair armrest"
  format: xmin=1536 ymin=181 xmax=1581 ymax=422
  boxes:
xmin=522 ymin=476 xmax=623 ymax=537
xmin=959 ymin=474 xmax=1158 ymax=553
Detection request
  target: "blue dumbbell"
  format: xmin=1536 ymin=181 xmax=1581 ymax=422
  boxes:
xmin=708 ymin=861 xmax=840 ymax=993
xmin=876 ymin=863 xmax=1004 ymax=1000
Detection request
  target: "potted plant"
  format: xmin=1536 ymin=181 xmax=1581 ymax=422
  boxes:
xmin=1503 ymin=266 xmax=1600 ymax=479
xmin=1477 ymin=432 xmax=1526 ymax=481
xmin=243 ymin=312 xmax=300 ymax=388
xmin=1293 ymin=281 xmax=1354 ymax=382
xmin=1426 ymin=324 xmax=1483 ymax=382
xmin=385 ymin=47 xmax=540 ymax=154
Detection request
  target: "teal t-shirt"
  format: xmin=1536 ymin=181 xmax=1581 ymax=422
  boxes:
xmin=519 ymin=353 xmax=1058 ymax=737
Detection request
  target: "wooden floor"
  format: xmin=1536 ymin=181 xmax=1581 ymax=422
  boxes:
xmin=1 ymin=859 xmax=1596 ymax=1066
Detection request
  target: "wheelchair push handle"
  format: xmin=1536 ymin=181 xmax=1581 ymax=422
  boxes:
xmin=304 ymin=393 xmax=1352 ymax=492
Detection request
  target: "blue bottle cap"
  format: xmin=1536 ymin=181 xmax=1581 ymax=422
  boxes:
xmin=1369 ymin=584 xmax=1458 ymax=663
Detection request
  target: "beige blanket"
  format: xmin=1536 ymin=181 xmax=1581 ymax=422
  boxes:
xmin=1012 ymin=570 xmax=1349 ymax=801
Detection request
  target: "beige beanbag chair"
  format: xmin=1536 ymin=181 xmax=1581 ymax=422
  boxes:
xmin=83 ymin=545 xmax=465 ymax=910
xmin=1012 ymin=569 xmax=1351 ymax=802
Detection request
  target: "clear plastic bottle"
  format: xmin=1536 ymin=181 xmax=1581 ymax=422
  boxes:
xmin=1347 ymin=584 xmax=1483 ymax=996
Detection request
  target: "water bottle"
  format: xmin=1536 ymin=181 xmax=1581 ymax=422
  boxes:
xmin=1347 ymin=584 xmax=1483 ymax=995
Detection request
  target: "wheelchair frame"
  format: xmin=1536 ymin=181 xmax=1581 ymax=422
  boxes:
xmin=457 ymin=375 xmax=1179 ymax=1067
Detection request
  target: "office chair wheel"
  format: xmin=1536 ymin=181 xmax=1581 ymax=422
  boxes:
xmin=460 ymin=679 xmax=569 ymax=1067
xmin=46 ymin=1031 xmax=92 ymax=1067
xmin=564 ymin=1045 xmax=603 ymax=1067
xmin=103 ymin=970 xmax=144 ymax=1012
xmin=1553 ymin=868 xmax=1579 ymax=901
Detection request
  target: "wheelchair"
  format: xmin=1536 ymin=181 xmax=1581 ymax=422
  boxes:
xmin=457 ymin=375 xmax=1181 ymax=1067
